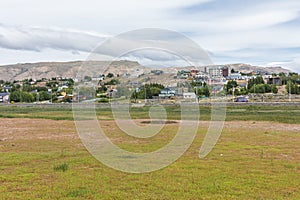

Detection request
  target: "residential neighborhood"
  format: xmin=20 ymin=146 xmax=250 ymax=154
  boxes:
xmin=1 ymin=65 xmax=299 ymax=104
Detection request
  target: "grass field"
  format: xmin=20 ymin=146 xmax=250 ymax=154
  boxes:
xmin=0 ymin=104 xmax=299 ymax=199
xmin=0 ymin=104 xmax=300 ymax=123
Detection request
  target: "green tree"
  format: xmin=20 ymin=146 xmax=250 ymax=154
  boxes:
xmin=38 ymin=91 xmax=51 ymax=101
xmin=67 ymin=78 xmax=74 ymax=87
xmin=9 ymin=91 xmax=21 ymax=102
xmin=271 ymin=85 xmax=278 ymax=94
xmin=115 ymin=86 xmax=131 ymax=98
xmin=96 ymin=85 xmax=108 ymax=93
xmin=279 ymin=73 xmax=288 ymax=85
xmin=78 ymin=86 xmax=95 ymax=97
xmin=248 ymin=76 xmax=264 ymax=90
xmin=231 ymin=68 xmax=237 ymax=73
xmin=249 ymin=84 xmax=272 ymax=94
xmin=36 ymin=87 xmax=48 ymax=92
xmin=279 ymin=72 xmax=286 ymax=77
xmin=21 ymin=92 xmax=34 ymax=102
xmin=131 ymin=83 xmax=164 ymax=99
xmin=191 ymin=81 xmax=203 ymax=88
xmin=195 ymin=85 xmax=210 ymax=97
xmin=225 ymin=80 xmax=238 ymax=94
xmin=84 ymin=76 xmax=92 ymax=82
xmin=21 ymin=84 xmax=33 ymax=92
xmin=107 ymin=73 xmax=114 ymax=78
xmin=62 ymin=88 xmax=73 ymax=95
xmin=105 ymin=79 xmax=120 ymax=85
xmin=286 ymin=81 xmax=299 ymax=94
xmin=10 ymin=91 xmax=34 ymax=102
xmin=238 ymin=87 xmax=248 ymax=95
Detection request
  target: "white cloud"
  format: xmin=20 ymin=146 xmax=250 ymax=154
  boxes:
xmin=0 ymin=0 xmax=300 ymax=72
xmin=0 ymin=47 xmax=89 ymax=65
xmin=266 ymin=59 xmax=300 ymax=73
xmin=0 ymin=24 xmax=108 ymax=52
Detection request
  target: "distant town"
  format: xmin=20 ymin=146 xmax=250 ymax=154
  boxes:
xmin=0 ymin=64 xmax=300 ymax=104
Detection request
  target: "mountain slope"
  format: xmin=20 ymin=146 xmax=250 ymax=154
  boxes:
xmin=0 ymin=60 xmax=147 ymax=81
xmin=0 ymin=61 xmax=292 ymax=81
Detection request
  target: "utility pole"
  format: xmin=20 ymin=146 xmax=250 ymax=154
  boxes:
xmin=36 ymin=91 xmax=39 ymax=103
xmin=48 ymin=88 xmax=52 ymax=103
xmin=20 ymin=83 xmax=23 ymax=103
xmin=289 ymin=78 xmax=292 ymax=102
xmin=232 ymin=87 xmax=235 ymax=102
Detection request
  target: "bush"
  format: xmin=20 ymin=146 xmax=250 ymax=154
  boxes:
xmin=115 ymin=86 xmax=131 ymax=98
xmin=53 ymin=163 xmax=69 ymax=172
xmin=107 ymin=73 xmax=114 ymax=78
xmin=249 ymin=84 xmax=272 ymax=93
xmin=97 ymin=93 xmax=107 ymax=98
xmin=286 ymin=82 xmax=300 ymax=94
xmin=38 ymin=91 xmax=51 ymax=101
xmin=271 ymin=85 xmax=278 ymax=94
xmin=9 ymin=91 xmax=34 ymax=103
xmin=248 ymin=76 xmax=265 ymax=89
xmin=98 ymin=98 xmax=109 ymax=103
xmin=105 ymin=79 xmax=120 ymax=85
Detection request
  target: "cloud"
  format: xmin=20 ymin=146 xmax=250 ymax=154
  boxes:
xmin=266 ymin=58 xmax=300 ymax=73
xmin=0 ymin=47 xmax=90 ymax=65
xmin=0 ymin=0 xmax=300 ymax=71
xmin=0 ymin=24 xmax=108 ymax=52
xmin=88 ymin=29 xmax=212 ymax=66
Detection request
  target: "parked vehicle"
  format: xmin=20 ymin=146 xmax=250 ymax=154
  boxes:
xmin=235 ymin=96 xmax=248 ymax=102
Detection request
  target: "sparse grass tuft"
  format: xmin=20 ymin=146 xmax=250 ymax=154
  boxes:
xmin=53 ymin=163 xmax=69 ymax=172
xmin=66 ymin=188 xmax=90 ymax=198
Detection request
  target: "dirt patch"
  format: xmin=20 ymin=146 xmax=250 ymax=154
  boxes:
xmin=140 ymin=120 xmax=178 ymax=124
xmin=222 ymin=121 xmax=300 ymax=132
xmin=0 ymin=118 xmax=77 ymax=141
xmin=0 ymin=118 xmax=299 ymax=143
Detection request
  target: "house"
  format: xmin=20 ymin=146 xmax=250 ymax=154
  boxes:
xmin=266 ymin=77 xmax=282 ymax=85
xmin=58 ymin=85 xmax=69 ymax=92
xmin=3 ymin=86 xmax=12 ymax=92
xmin=183 ymin=92 xmax=197 ymax=99
xmin=191 ymin=69 xmax=199 ymax=75
xmin=57 ymin=96 xmax=65 ymax=101
xmin=92 ymin=76 xmax=104 ymax=81
xmin=151 ymin=70 xmax=164 ymax=75
xmin=227 ymin=72 xmax=243 ymax=80
xmin=36 ymin=81 xmax=47 ymax=87
xmin=180 ymin=74 xmax=189 ymax=79
xmin=0 ymin=93 xmax=10 ymax=103
xmin=178 ymin=70 xmax=191 ymax=79
xmin=195 ymin=72 xmax=210 ymax=81
xmin=159 ymin=88 xmax=176 ymax=99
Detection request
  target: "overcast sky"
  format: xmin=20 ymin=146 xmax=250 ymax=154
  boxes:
xmin=1 ymin=0 xmax=300 ymax=72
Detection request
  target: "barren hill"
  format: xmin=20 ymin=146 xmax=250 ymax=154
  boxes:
xmin=0 ymin=60 xmax=147 ymax=81
xmin=0 ymin=61 xmax=292 ymax=81
xmin=228 ymin=63 xmax=291 ymax=74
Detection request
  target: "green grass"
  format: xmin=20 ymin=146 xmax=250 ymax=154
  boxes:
xmin=0 ymin=120 xmax=299 ymax=199
xmin=0 ymin=104 xmax=299 ymax=199
xmin=0 ymin=104 xmax=299 ymax=123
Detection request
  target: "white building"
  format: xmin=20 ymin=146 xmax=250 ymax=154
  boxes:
xmin=183 ymin=92 xmax=197 ymax=99
xmin=205 ymin=66 xmax=230 ymax=77
xmin=0 ymin=93 xmax=10 ymax=103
